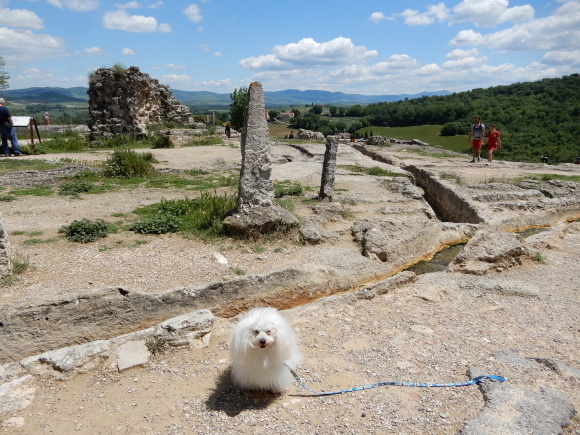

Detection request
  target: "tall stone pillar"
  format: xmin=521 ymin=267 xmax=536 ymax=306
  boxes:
xmin=319 ymin=135 xmax=340 ymax=200
xmin=223 ymin=82 xmax=298 ymax=235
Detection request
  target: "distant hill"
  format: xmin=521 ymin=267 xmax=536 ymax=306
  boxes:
xmin=2 ymin=87 xmax=451 ymax=109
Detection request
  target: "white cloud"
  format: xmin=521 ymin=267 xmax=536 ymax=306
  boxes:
xmin=47 ymin=0 xmax=98 ymax=11
xmin=446 ymin=48 xmax=480 ymax=59
xmin=213 ymin=51 xmax=222 ymax=57
xmin=0 ymin=27 xmax=66 ymax=63
xmin=442 ymin=56 xmax=487 ymax=69
xmin=115 ymin=1 xmax=140 ymax=9
xmin=184 ymin=4 xmax=202 ymax=23
xmin=102 ymin=10 xmax=169 ymax=33
xmin=240 ymin=37 xmax=378 ymax=70
xmin=158 ymin=22 xmax=171 ymax=33
xmin=541 ymin=50 xmax=580 ymax=66
xmin=165 ymin=63 xmax=186 ymax=69
xmin=160 ymin=74 xmax=191 ymax=86
xmin=450 ymin=0 xmax=580 ymax=53
xmin=199 ymin=44 xmax=210 ymax=52
xmin=451 ymin=0 xmax=534 ymax=28
xmin=400 ymin=3 xmax=449 ymax=26
xmin=121 ymin=47 xmax=135 ymax=55
xmin=368 ymin=12 xmax=393 ymax=24
xmin=239 ymin=54 xmax=289 ymax=70
xmin=85 ymin=46 xmax=105 ymax=56
xmin=0 ymin=7 xmax=43 ymax=29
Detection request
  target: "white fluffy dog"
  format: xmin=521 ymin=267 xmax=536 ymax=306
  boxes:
xmin=230 ymin=307 xmax=301 ymax=393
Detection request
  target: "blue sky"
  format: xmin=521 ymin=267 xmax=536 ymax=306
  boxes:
xmin=1 ymin=0 xmax=579 ymax=95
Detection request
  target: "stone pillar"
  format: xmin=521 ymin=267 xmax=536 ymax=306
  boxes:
xmin=319 ymin=135 xmax=340 ymax=200
xmin=223 ymin=82 xmax=298 ymax=235
xmin=237 ymin=82 xmax=274 ymax=210
xmin=0 ymin=213 xmax=12 ymax=275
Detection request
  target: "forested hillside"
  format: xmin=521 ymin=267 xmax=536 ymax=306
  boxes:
xmin=362 ymin=74 xmax=579 ymax=164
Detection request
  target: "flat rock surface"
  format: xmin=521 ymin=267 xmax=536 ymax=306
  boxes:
xmin=1 ymin=139 xmax=579 ymax=433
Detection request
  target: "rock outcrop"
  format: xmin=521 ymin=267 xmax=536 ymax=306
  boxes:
xmin=87 ymin=66 xmax=191 ymax=139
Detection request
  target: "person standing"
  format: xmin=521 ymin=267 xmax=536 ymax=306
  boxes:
xmin=483 ymin=124 xmax=501 ymax=166
xmin=467 ymin=116 xmax=485 ymax=163
xmin=0 ymin=98 xmax=22 ymax=157
xmin=44 ymin=112 xmax=51 ymax=125
xmin=225 ymin=122 xmax=231 ymax=138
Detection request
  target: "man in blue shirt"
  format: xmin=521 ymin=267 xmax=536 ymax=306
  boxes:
xmin=0 ymin=98 xmax=22 ymax=156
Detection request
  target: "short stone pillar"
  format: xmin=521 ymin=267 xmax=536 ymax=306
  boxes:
xmin=223 ymin=82 xmax=298 ymax=235
xmin=0 ymin=213 xmax=12 ymax=275
xmin=319 ymin=135 xmax=340 ymax=200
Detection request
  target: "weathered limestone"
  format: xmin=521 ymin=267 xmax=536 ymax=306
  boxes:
xmin=297 ymin=128 xmax=325 ymax=141
xmin=223 ymin=82 xmax=298 ymax=234
xmin=448 ymin=228 xmax=532 ymax=275
xmin=319 ymin=135 xmax=339 ymax=200
xmin=0 ymin=213 xmax=11 ymax=276
xmin=87 ymin=66 xmax=191 ymax=139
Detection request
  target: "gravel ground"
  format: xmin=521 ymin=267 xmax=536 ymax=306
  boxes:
xmin=1 ymin=143 xmax=579 ymax=433
xmin=3 ymin=222 xmax=579 ymax=434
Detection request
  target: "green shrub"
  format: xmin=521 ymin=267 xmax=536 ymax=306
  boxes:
xmin=58 ymin=218 xmax=111 ymax=243
xmin=129 ymin=216 xmax=181 ymax=234
xmin=102 ymin=149 xmax=155 ymax=178
xmin=59 ymin=180 xmax=95 ymax=196
xmin=131 ymin=192 xmax=236 ymax=238
xmin=274 ymin=181 xmax=304 ymax=198
xmin=151 ymin=135 xmax=173 ymax=149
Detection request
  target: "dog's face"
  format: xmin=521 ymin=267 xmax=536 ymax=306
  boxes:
xmin=250 ymin=327 xmax=277 ymax=349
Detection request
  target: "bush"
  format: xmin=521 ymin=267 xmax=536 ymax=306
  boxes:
xmin=441 ymin=122 xmax=467 ymax=136
xmin=274 ymin=181 xmax=304 ymax=198
xmin=129 ymin=216 xmax=181 ymax=234
xmin=59 ymin=180 xmax=95 ymax=196
xmin=58 ymin=218 xmax=110 ymax=243
xmin=103 ymin=149 xmax=155 ymax=178
xmin=151 ymin=135 xmax=173 ymax=149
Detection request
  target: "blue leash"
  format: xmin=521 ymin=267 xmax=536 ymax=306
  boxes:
xmin=285 ymin=363 xmax=505 ymax=396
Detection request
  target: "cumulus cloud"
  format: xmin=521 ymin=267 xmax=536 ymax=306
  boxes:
xmin=451 ymin=0 xmax=534 ymax=27
xmin=240 ymin=37 xmax=377 ymax=71
xmin=400 ymin=3 xmax=450 ymax=26
xmin=47 ymin=0 xmax=98 ymax=11
xmin=102 ymin=10 xmax=170 ymax=33
xmin=368 ymin=12 xmax=393 ymax=24
xmin=115 ymin=1 xmax=140 ymax=8
xmin=184 ymin=4 xmax=202 ymax=23
xmin=85 ymin=46 xmax=105 ymax=56
xmin=121 ymin=47 xmax=135 ymax=55
xmin=0 ymin=27 xmax=66 ymax=63
xmin=165 ymin=63 xmax=186 ymax=69
xmin=541 ymin=50 xmax=580 ymax=66
xmin=160 ymin=74 xmax=191 ymax=86
xmin=451 ymin=0 xmax=580 ymax=52
xmin=446 ymin=48 xmax=480 ymax=59
xmin=0 ymin=7 xmax=43 ymax=29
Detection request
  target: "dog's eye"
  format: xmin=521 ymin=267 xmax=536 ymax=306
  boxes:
xmin=252 ymin=330 xmax=259 ymax=335
xmin=266 ymin=330 xmax=271 ymax=335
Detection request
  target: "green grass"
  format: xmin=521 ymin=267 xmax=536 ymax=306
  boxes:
xmin=0 ymin=159 xmax=67 ymax=175
xmin=338 ymin=164 xmax=410 ymax=178
xmin=359 ymin=125 xmax=469 ymax=153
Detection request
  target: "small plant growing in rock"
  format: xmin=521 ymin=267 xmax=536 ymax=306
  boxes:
xmin=533 ymin=251 xmax=546 ymax=263
xmin=58 ymin=218 xmax=111 ymax=243
xmin=145 ymin=337 xmax=166 ymax=355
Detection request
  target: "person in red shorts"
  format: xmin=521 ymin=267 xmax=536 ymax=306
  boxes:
xmin=483 ymin=124 xmax=501 ymax=166
xmin=467 ymin=117 xmax=485 ymax=163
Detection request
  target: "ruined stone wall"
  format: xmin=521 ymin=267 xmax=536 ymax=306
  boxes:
xmin=87 ymin=66 xmax=191 ymax=138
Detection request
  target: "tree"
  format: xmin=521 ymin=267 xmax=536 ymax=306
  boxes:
xmin=291 ymin=108 xmax=301 ymax=118
xmin=0 ymin=57 xmax=9 ymax=92
xmin=329 ymin=106 xmax=338 ymax=117
xmin=268 ymin=110 xmax=279 ymax=121
xmin=229 ymin=86 xmax=248 ymax=131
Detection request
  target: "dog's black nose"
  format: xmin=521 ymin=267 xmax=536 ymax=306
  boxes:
xmin=260 ymin=338 xmax=267 ymax=346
